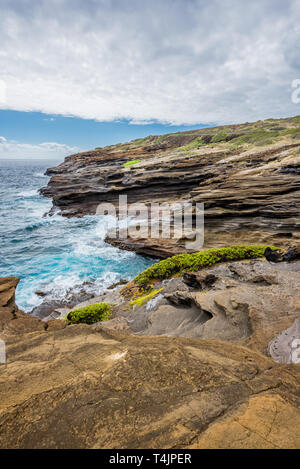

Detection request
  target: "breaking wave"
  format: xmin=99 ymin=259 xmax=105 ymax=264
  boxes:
xmin=0 ymin=159 xmax=154 ymax=312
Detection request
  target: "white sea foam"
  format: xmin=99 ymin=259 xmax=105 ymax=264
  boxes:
xmin=69 ymin=214 xmax=136 ymax=260
xmin=17 ymin=189 xmax=39 ymax=198
xmin=6 ymin=173 xmax=154 ymax=313
xmin=32 ymin=271 xmax=121 ymax=306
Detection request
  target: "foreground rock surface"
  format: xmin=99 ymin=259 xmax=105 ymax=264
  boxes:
xmin=0 ymin=265 xmax=299 ymax=449
xmin=0 ymin=322 xmax=299 ymax=449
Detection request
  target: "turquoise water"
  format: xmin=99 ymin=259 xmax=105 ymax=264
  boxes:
xmin=0 ymin=159 xmax=154 ymax=312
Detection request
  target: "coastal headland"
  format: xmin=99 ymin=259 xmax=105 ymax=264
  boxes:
xmin=1 ymin=116 xmax=300 ymax=448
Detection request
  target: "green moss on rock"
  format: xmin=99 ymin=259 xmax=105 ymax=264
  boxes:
xmin=122 ymin=159 xmax=142 ymax=167
xmin=67 ymin=303 xmax=111 ymax=324
xmin=134 ymin=245 xmax=277 ymax=284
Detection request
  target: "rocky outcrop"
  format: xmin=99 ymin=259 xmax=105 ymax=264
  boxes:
xmin=2 ymin=116 xmax=300 ymax=449
xmin=30 ymin=279 xmax=103 ymax=319
xmin=41 ymin=117 xmax=300 ymax=257
xmin=1 ymin=256 xmax=299 ymax=448
xmin=0 ymin=315 xmax=299 ymax=449
xmin=100 ymin=259 xmax=300 ymax=356
xmin=0 ymin=277 xmax=65 ymax=338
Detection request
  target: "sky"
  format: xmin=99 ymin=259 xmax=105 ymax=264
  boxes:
xmin=0 ymin=0 xmax=300 ymax=159
xmin=0 ymin=110 xmax=211 ymax=159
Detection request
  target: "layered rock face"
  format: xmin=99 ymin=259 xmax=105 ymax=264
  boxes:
xmin=0 ymin=258 xmax=300 ymax=449
xmin=41 ymin=117 xmax=300 ymax=257
xmin=2 ymin=117 xmax=300 ymax=449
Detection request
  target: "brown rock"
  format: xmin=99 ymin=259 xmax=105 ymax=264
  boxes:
xmin=182 ymin=272 xmax=217 ymax=289
xmin=188 ymin=394 xmax=300 ymax=449
xmin=0 ymin=277 xmax=64 ymax=338
xmin=164 ymin=291 xmax=193 ymax=307
xmin=46 ymin=319 xmax=67 ymax=331
xmin=0 ymin=328 xmax=299 ymax=449
xmin=94 ymin=316 xmax=132 ymax=333
xmin=35 ymin=290 xmax=48 ymax=297
xmin=107 ymin=279 xmax=128 ymax=290
xmin=0 ymin=272 xmax=299 ymax=448
xmin=0 ymin=277 xmax=19 ymax=307
xmin=6 ymin=314 xmax=46 ymax=334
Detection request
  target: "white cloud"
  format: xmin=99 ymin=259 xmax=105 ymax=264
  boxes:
xmin=0 ymin=136 xmax=80 ymax=159
xmin=0 ymin=80 xmax=6 ymax=103
xmin=129 ymin=119 xmax=157 ymax=126
xmin=0 ymin=0 xmax=300 ymax=125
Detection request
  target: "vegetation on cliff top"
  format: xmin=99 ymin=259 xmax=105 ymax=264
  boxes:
xmin=98 ymin=115 xmax=300 ymax=155
xmin=67 ymin=303 xmax=111 ymax=324
xmin=134 ymin=245 xmax=277 ymax=284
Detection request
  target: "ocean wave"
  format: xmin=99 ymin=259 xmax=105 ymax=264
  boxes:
xmin=17 ymin=189 xmax=39 ymax=198
xmin=1 ymin=161 xmax=154 ymax=313
xmin=19 ymin=271 xmax=123 ymax=312
xmin=68 ymin=215 xmax=138 ymax=259
xmin=25 ymin=222 xmax=44 ymax=232
xmin=41 ymin=271 xmax=120 ymax=301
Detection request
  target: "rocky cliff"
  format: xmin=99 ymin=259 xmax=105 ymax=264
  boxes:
xmin=41 ymin=116 xmax=300 ymax=257
xmin=1 ymin=117 xmax=300 ymax=449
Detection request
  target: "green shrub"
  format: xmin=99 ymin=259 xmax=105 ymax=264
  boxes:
xmin=284 ymin=127 xmax=300 ymax=139
xmin=229 ymin=127 xmax=286 ymax=148
xmin=180 ymin=137 xmax=204 ymax=151
xmin=292 ymin=116 xmax=300 ymax=124
xmin=211 ymin=131 xmax=228 ymax=143
xmin=134 ymin=245 xmax=277 ymax=284
xmin=67 ymin=303 xmax=111 ymax=324
xmin=122 ymin=159 xmax=142 ymax=167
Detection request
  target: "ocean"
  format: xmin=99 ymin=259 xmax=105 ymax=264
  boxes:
xmin=0 ymin=158 xmax=154 ymax=312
